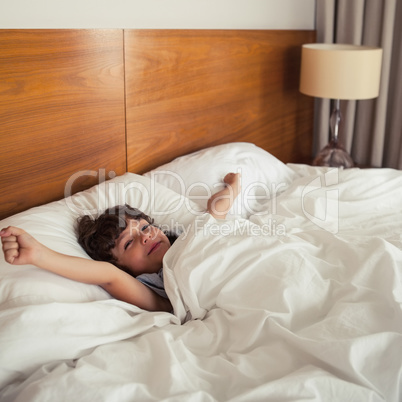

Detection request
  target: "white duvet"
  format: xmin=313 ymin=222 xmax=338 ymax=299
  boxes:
xmin=1 ymin=166 xmax=402 ymax=401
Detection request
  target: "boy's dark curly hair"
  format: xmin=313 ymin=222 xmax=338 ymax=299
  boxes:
xmin=77 ymin=204 xmax=177 ymax=268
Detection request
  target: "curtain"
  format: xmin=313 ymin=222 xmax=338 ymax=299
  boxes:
xmin=315 ymin=0 xmax=402 ymax=168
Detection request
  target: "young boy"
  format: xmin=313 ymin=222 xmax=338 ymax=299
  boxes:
xmin=0 ymin=173 xmax=240 ymax=312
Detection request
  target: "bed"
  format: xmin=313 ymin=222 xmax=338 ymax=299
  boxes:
xmin=1 ymin=30 xmax=401 ymax=402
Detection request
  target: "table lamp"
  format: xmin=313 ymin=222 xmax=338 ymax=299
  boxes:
xmin=299 ymin=44 xmax=383 ymax=168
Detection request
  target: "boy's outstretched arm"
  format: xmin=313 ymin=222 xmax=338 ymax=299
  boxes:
xmin=0 ymin=226 xmax=171 ymax=312
xmin=207 ymin=172 xmax=241 ymax=220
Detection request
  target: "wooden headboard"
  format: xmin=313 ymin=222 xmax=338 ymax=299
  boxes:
xmin=0 ymin=29 xmax=315 ymax=220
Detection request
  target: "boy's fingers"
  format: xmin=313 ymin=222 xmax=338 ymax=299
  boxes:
xmin=2 ymin=239 xmax=19 ymax=251
xmin=1 ymin=235 xmax=18 ymax=242
xmin=1 ymin=226 xmax=25 ymax=236
xmin=3 ymin=246 xmax=18 ymax=262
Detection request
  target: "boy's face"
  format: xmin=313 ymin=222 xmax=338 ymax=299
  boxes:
xmin=112 ymin=219 xmax=171 ymax=276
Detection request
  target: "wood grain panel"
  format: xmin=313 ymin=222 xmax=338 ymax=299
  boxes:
xmin=0 ymin=30 xmax=126 ymax=220
xmin=125 ymin=30 xmax=315 ymax=174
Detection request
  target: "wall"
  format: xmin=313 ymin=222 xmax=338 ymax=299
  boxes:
xmin=0 ymin=0 xmax=315 ymax=30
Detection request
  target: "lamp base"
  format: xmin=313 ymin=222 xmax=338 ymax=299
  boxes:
xmin=313 ymin=140 xmax=355 ymax=168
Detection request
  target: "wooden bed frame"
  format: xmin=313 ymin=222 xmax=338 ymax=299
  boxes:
xmin=0 ymin=29 xmax=315 ymax=220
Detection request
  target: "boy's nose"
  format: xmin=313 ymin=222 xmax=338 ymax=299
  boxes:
xmin=140 ymin=232 xmax=150 ymax=244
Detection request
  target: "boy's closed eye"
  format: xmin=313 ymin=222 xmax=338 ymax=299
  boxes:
xmin=141 ymin=224 xmax=151 ymax=232
xmin=124 ymin=223 xmax=152 ymax=250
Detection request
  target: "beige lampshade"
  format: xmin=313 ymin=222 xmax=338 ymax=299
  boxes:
xmin=299 ymin=44 xmax=383 ymax=100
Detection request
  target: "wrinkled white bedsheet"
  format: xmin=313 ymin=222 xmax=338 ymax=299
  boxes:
xmin=1 ymin=166 xmax=402 ymax=401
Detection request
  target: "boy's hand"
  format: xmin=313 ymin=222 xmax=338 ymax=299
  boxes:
xmin=0 ymin=226 xmax=41 ymax=266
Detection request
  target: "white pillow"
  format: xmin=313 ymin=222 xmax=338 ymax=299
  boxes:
xmin=0 ymin=173 xmax=200 ymax=308
xmin=145 ymin=142 xmax=297 ymax=218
